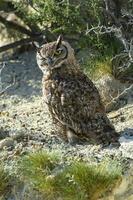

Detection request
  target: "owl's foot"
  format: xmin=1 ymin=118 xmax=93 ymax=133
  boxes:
xmin=67 ymin=129 xmax=82 ymax=145
xmin=101 ymin=140 xmax=120 ymax=148
xmin=97 ymin=129 xmax=120 ymax=148
xmin=109 ymin=141 xmax=120 ymax=148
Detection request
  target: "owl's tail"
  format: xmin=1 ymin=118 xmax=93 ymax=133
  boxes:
xmin=89 ymin=111 xmax=120 ymax=147
xmin=100 ymin=124 xmax=120 ymax=147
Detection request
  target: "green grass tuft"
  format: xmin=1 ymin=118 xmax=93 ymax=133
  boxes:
xmin=18 ymin=151 xmax=59 ymax=196
xmin=18 ymin=151 xmax=122 ymax=200
xmin=0 ymin=164 xmax=10 ymax=197
xmin=81 ymin=55 xmax=112 ymax=81
xmin=65 ymin=161 xmax=121 ymax=200
xmin=80 ymin=41 xmax=120 ymax=80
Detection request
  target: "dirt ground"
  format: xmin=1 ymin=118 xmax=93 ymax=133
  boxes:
xmin=0 ymin=50 xmax=133 ymax=200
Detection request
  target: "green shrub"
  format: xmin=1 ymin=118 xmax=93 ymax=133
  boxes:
xmin=11 ymin=0 xmax=103 ymax=48
xmin=13 ymin=0 xmax=101 ymax=33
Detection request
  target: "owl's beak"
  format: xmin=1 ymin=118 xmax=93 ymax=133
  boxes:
xmin=46 ymin=57 xmax=54 ymax=67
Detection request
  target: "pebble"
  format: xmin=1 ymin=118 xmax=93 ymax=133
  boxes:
xmin=0 ymin=137 xmax=14 ymax=150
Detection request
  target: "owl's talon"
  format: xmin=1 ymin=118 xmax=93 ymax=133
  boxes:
xmin=67 ymin=130 xmax=80 ymax=145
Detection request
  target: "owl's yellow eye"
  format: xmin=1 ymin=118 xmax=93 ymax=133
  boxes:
xmin=54 ymin=49 xmax=62 ymax=56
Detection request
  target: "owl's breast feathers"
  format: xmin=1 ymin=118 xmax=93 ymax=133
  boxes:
xmin=42 ymin=65 xmax=117 ymax=137
xmin=38 ymin=38 xmax=119 ymax=144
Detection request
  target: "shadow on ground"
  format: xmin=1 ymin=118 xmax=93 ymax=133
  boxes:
xmin=0 ymin=51 xmax=42 ymax=99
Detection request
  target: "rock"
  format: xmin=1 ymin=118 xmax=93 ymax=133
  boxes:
xmin=0 ymin=137 xmax=14 ymax=150
xmin=10 ymin=131 xmax=27 ymax=141
xmin=0 ymin=128 xmax=9 ymax=139
xmin=96 ymin=75 xmax=133 ymax=112
xmin=119 ymin=135 xmax=133 ymax=159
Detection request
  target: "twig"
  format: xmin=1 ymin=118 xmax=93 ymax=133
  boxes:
xmin=86 ymin=23 xmax=116 ymax=35
xmin=0 ymin=62 xmax=16 ymax=96
xmin=105 ymin=84 xmax=133 ymax=111
xmin=25 ymin=0 xmax=39 ymax=12
xmin=0 ymin=62 xmax=6 ymax=91
xmin=129 ymin=38 xmax=133 ymax=62
xmin=0 ymin=62 xmax=6 ymax=75
xmin=0 ymin=76 xmax=16 ymax=96
xmin=86 ymin=24 xmax=129 ymax=51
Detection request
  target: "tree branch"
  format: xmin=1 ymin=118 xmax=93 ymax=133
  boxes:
xmin=0 ymin=14 xmax=35 ymax=37
xmin=106 ymin=84 xmax=133 ymax=112
xmin=0 ymin=36 xmax=42 ymax=52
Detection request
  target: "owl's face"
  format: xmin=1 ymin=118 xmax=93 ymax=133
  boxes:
xmin=36 ymin=35 xmax=68 ymax=72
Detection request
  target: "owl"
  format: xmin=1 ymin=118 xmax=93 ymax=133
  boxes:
xmin=35 ymin=35 xmax=120 ymax=146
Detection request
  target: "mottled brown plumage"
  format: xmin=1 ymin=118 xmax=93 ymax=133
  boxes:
xmin=36 ymin=36 xmax=119 ymax=146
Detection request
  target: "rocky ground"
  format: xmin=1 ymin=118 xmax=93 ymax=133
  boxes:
xmin=0 ymin=50 xmax=133 ymax=200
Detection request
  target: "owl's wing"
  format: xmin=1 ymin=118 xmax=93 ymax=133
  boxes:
xmin=51 ymin=73 xmax=106 ymax=135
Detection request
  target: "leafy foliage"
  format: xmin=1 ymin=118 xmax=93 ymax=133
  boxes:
xmin=11 ymin=0 xmax=102 ymax=47
xmin=13 ymin=0 xmax=101 ymax=32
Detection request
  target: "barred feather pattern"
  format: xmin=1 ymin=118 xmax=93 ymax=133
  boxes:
xmin=37 ymin=39 xmax=119 ymax=145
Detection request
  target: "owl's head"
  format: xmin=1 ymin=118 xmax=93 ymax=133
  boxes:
xmin=35 ymin=35 xmax=75 ymax=73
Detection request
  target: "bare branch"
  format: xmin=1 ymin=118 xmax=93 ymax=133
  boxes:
xmin=0 ymin=62 xmax=6 ymax=91
xmin=111 ymin=49 xmax=133 ymax=78
xmin=25 ymin=0 xmax=39 ymax=12
xmin=129 ymin=38 xmax=133 ymax=62
xmin=86 ymin=23 xmax=115 ymax=35
xmin=0 ymin=14 xmax=35 ymax=37
xmin=0 ymin=76 xmax=16 ymax=96
xmin=0 ymin=62 xmax=6 ymax=75
xmin=106 ymin=84 xmax=133 ymax=112
xmin=0 ymin=36 xmax=41 ymax=53
xmin=86 ymin=24 xmax=129 ymax=51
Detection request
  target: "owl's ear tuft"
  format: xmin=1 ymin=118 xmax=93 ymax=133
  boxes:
xmin=32 ymin=41 xmax=40 ymax=50
xmin=56 ymin=35 xmax=63 ymax=49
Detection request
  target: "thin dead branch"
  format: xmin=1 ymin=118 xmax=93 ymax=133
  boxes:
xmin=86 ymin=24 xmax=129 ymax=52
xmin=24 ymin=0 xmax=39 ymax=12
xmin=0 ymin=62 xmax=16 ymax=96
xmin=129 ymin=38 xmax=133 ymax=62
xmin=0 ymin=62 xmax=6 ymax=91
xmin=105 ymin=84 xmax=133 ymax=112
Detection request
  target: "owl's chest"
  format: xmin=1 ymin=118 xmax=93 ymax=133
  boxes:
xmin=42 ymin=78 xmax=65 ymax=105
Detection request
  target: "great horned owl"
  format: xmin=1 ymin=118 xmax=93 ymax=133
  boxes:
xmin=36 ymin=35 xmax=119 ymax=146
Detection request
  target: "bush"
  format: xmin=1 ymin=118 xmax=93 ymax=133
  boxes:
xmin=13 ymin=0 xmax=101 ymax=33
xmin=10 ymin=0 xmax=103 ymax=48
